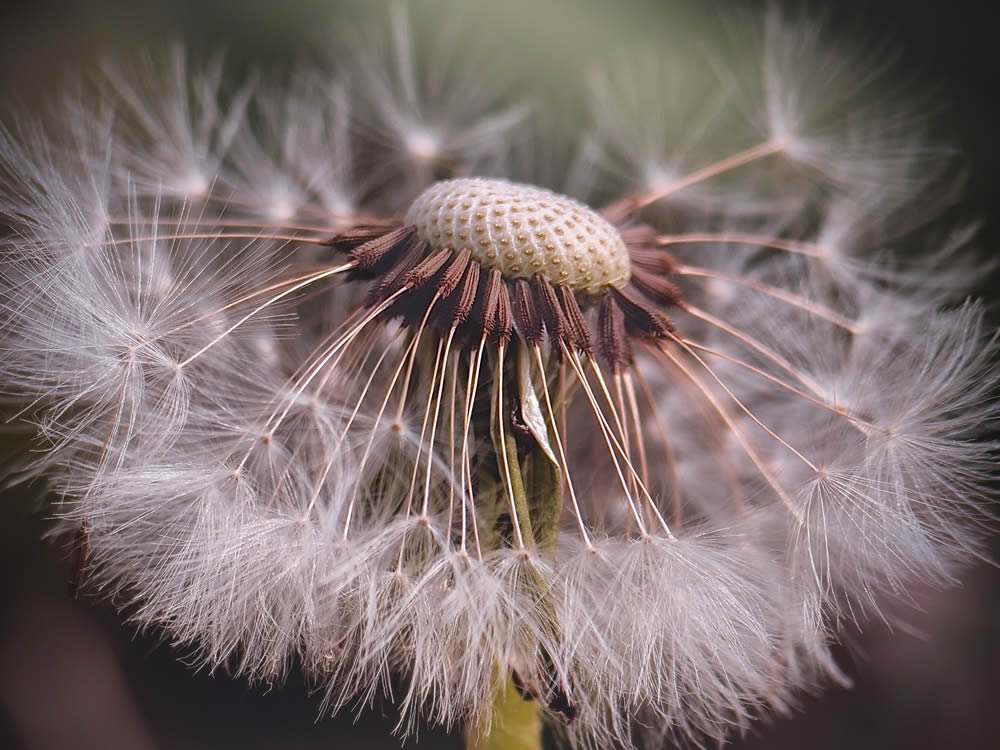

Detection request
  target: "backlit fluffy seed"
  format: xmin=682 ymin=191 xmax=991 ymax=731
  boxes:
xmin=405 ymin=178 xmax=631 ymax=294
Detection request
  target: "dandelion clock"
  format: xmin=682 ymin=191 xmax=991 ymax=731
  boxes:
xmin=1 ymin=2 xmax=996 ymax=748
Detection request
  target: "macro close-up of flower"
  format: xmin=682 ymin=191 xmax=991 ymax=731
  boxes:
xmin=1 ymin=1 xmax=998 ymax=749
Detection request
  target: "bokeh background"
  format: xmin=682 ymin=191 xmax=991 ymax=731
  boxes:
xmin=1 ymin=1 xmax=998 ymax=748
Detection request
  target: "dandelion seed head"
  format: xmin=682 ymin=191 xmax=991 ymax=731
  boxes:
xmin=405 ymin=177 xmax=630 ymax=294
xmin=0 ymin=3 xmax=997 ymax=748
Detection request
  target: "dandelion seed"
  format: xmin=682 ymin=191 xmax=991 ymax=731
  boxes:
xmin=0 ymin=4 xmax=996 ymax=749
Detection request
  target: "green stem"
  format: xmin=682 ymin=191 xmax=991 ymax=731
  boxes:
xmin=464 ymin=343 xmax=562 ymax=750
xmin=464 ymin=675 xmax=543 ymax=750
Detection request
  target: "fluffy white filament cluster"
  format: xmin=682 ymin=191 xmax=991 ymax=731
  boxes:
xmin=0 ymin=5 xmax=996 ymax=749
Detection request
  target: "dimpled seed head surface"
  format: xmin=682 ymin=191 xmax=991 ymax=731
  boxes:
xmin=405 ymin=178 xmax=630 ymax=295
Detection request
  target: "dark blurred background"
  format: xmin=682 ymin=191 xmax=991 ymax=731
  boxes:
xmin=1 ymin=1 xmax=998 ymax=748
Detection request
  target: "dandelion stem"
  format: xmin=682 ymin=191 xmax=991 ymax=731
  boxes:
xmin=464 ymin=675 xmax=542 ymax=750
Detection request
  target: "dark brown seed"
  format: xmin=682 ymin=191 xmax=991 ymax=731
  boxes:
xmin=436 ymin=248 xmax=472 ymax=299
xmin=476 ymin=268 xmax=513 ymax=343
xmin=631 ymin=267 xmax=684 ymax=308
xmin=436 ymin=258 xmax=480 ymax=330
xmin=514 ymin=279 xmax=544 ymax=346
xmin=368 ymin=239 xmax=428 ymax=303
xmin=609 ymin=286 xmax=675 ymax=340
xmin=599 ymin=294 xmax=633 ymax=368
xmin=557 ymin=285 xmax=593 ymax=355
xmin=533 ymin=276 xmax=565 ymax=346
xmin=450 ymin=260 xmax=480 ymax=326
xmin=348 ymin=225 xmax=416 ymax=274
xmin=386 ymin=249 xmax=454 ymax=325
xmin=402 ymin=248 xmax=453 ymax=289
xmin=628 ymin=247 xmax=677 ymax=277
xmin=324 ymin=218 xmax=404 ymax=253
xmin=619 ymin=224 xmax=660 ymax=253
